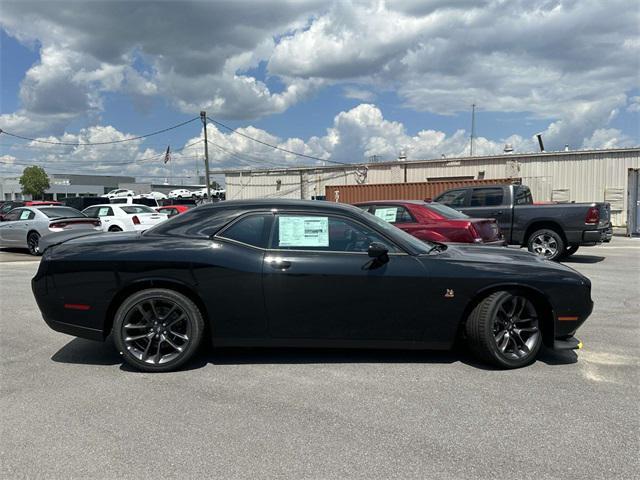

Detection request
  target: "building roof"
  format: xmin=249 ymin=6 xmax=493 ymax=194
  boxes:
xmin=219 ymin=147 xmax=640 ymax=175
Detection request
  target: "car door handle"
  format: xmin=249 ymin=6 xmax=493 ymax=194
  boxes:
xmin=265 ymin=257 xmax=292 ymax=270
xmin=490 ymin=210 xmax=503 ymax=215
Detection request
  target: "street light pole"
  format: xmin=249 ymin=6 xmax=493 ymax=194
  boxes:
xmin=200 ymin=111 xmax=211 ymax=199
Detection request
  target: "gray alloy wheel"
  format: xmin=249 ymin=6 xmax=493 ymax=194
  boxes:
xmin=113 ymin=289 xmax=204 ymax=372
xmin=27 ymin=231 xmax=41 ymax=256
xmin=465 ymin=291 xmax=542 ymax=368
xmin=527 ymin=228 xmax=565 ymax=261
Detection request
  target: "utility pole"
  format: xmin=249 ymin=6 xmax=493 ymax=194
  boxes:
xmin=200 ymin=111 xmax=211 ymax=199
xmin=470 ymin=104 xmax=476 ymax=157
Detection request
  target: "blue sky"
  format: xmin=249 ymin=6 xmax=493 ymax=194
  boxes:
xmin=1 ymin=1 xmax=638 ymax=181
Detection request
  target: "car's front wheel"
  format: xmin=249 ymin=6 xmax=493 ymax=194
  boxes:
xmin=465 ymin=291 xmax=542 ymax=368
xmin=27 ymin=231 xmax=41 ymax=256
xmin=113 ymin=289 xmax=205 ymax=372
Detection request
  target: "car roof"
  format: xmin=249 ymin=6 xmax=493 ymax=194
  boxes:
xmin=355 ymin=200 xmax=427 ymax=206
xmin=195 ymin=199 xmax=364 ymax=214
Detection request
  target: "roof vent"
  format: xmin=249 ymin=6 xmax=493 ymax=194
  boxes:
xmin=503 ymin=144 xmax=514 ymax=154
xmin=398 ymin=149 xmax=407 ymax=161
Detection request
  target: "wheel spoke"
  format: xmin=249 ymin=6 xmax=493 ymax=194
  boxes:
xmin=169 ymin=330 xmax=189 ymax=341
xmin=125 ymin=333 xmax=151 ymax=341
xmin=499 ymin=334 xmax=510 ymax=352
xmin=142 ymin=336 xmax=154 ymax=360
xmin=124 ymin=323 xmax=148 ymax=329
xmin=495 ymin=330 xmax=507 ymax=343
xmin=167 ymin=314 xmax=186 ymax=329
xmin=161 ymin=304 xmax=178 ymax=321
xmin=163 ymin=336 xmax=183 ymax=353
xmin=149 ymin=300 xmax=160 ymax=319
xmin=153 ymin=339 xmax=163 ymax=364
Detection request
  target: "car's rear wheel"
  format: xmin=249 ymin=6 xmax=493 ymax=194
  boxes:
xmin=113 ymin=289 xmax=205 ymax=372
xmin=527 ymin=228 xmax=565 ymax=261
xmin=465 ymin=291 xmax=542 ymax=369
xmin=27 ymin=231 xmax=41 ymax=256
xmin=108 ymin=226 xmax=122 ymax=232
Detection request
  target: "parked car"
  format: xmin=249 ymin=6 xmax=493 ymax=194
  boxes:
xmin=355 ymin=200 xmax=503 ymax=245
xmin=0 ymin=206 xmax=101 ymax=255
xmin=0 ymin=201 xmax=62 ymax=221
xmin=34 ymin=199 xmax=593 ymax=372
xmin=63 ymin=197 xmax=110 ymax=211
xmin=110 ymin=196 xmax=160 ymax=208
xmin=82 ymin=204 xmax=168 ymax=232
xmin=434 ymin=184 xmax=612 ymax=260
xmin=141 ymin=191 xmax=168 ymax=200
xmin=105 ymin=189 xmax=135 ymax=199
xmin=168 ymin=189 xmax=194 ymax=199
xmin=156 ymin=204 xmax=193 ymax=218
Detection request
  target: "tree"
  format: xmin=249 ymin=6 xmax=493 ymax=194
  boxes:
xmin=20 ymin=166 xmax=50 ymax=200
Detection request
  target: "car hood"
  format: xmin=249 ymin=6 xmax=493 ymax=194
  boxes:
xmin=430 ymin=244 xmax=581 ymax=274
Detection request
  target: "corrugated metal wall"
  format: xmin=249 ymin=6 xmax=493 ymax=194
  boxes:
xmin=326 ymin=178 xmax=517 ymax=204
xmin=224 ymin=148 xmax=640 ymax=226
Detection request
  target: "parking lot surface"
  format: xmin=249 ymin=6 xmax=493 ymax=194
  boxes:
xmin=1 ymin=238 xmax=639 ymax=479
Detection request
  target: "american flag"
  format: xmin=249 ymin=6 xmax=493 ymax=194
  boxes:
xmin=163 ymin=145 xmax=171 ymax=164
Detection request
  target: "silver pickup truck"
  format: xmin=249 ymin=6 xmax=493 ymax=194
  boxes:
xmin=434 ymin=184 xmax=612 ymax=261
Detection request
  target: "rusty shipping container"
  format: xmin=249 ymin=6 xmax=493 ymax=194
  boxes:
xmin=326 ymin=178 xmax=519 ymax=204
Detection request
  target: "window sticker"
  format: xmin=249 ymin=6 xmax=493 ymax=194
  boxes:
xmin=279 ymin=216 xmax=329 ymax=247
xmin=98 ymin=207 xmax=110 ymax=216
xmin=375 ymin=207 xmax=398 ymax=223
xmin=19 ymin=210 xmax=31 ymax=220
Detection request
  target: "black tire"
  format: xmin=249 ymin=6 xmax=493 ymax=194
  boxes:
xmin=527 ymin=228 xmax=565 ymax=261
xmin=465 ymin=291 xmax=542 ymax=369
xmin=562 ymin=245 xmax=579 ymax=258
xmin=113 ymin=288 xmax=205 ymax=372
xmin=27 ymin=231 xmax=41 ymax=256
xmin=108 ymin=226 xmax=123 ymax=232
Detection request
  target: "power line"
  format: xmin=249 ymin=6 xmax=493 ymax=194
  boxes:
xmin=0 ymin=117 xmax=199 ymax=146
xmin=206 ymin=139 xmax=297 ymax=169
xmin=206 ymin=115 xmax=350 ymax=166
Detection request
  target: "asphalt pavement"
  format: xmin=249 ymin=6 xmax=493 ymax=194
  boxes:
xmin=1 ymin=238 xmax=639 ymax=479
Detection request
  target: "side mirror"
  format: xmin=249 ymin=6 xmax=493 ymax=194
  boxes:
xmin=368 ymin=242 xmax=389 ymax=262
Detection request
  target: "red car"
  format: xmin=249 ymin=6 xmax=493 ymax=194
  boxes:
xmin=155 ymin=204 xmax=193 ymax=218
xmin=355 ymin=200 xmax=504 ymax=245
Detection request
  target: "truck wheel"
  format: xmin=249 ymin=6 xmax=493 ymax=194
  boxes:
xmin=527 ymin=229 xmax=565 ymax=261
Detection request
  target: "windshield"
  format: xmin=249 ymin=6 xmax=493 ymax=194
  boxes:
xmin=357 ymin=209 xmax=434 ymax=253
xmin=121 ymin=205 xmax=156 ymax=214
xmin=39 ymin=207 xmax=85 ymax=218
xmin=425 ymin=202 xmax=469 ymax=219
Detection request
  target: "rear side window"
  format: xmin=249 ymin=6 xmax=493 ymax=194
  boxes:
xmin=470 ymin=188 xmax=504 ymax=207
xmin=372 ymin=206 xmax=414 ymax=223
xmin=436 ymin=189 xmax=467 ymax=207
xmin=19 ymin=210 xmax=35 ymax=220
xmin=218 ymin=214 xmax=271 ymax=248
xmin=514 ymin=186 xmax=533 ymax=205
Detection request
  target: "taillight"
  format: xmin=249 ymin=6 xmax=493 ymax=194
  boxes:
xmin=132 ymin=215 xmax=140 ymax=225
xmin=469 ymin=224 xmax=483 ymax=243
xmin=585 ymin=206 xmax=599 ymax=225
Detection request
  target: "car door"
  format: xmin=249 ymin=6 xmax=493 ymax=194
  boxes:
xmin=0 ymin=209 xmax=22 ymax=245
xmin=461 ymin=187 xmax=512 ymax=237
xmin=263 ymin=212 xmax=429 ymax=342
xmin=5 ymin=208 xmax=35 ymax=244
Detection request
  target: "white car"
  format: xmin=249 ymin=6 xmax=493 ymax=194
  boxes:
xmin=105 ymin=189 xmax=135 ymax=199
xmin=192 ymin=187 xmax=225 ymax=198
xmin=168 ymin=189 xmax=194 ymax=199
xmin=82 ymin=204 xmax=168 ymax=232
xmin=139 ymin=191 xmax=167 ymax=200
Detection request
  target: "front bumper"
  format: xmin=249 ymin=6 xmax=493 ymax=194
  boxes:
xmin=553 ymin=336 xmax=583 ymax=350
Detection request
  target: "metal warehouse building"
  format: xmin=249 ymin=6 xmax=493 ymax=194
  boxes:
xmin=223 ymin=147 xmax=640 ymax=228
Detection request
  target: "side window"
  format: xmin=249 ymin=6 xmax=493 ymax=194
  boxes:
xmin=19 ymin=210 xmax=34 ymax=220
xmin=514 ymin=187 xmax=533 ymax=205
xmin=83 ymin=207 xmax=98 ymax=218
xmin=436 ymin=189 xmax=467 ymax=207
xmin=97 ymin=207 xmax=113 ymax=217
xmin=470 ymin=188 xmax=504 ymax=207
xmin=218 ymin=214 xmax=271 ymax=248
xmin=4 ymin=210 xmax=22 ymax=221
xmin=373 ymin=206 xmax=414 ymax=224
xmin=271 ymin=214 xmax=398 ymax=253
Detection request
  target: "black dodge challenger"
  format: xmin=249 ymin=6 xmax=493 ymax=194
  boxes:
xmin=32 ymin=200 xmax=592 ymax=372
